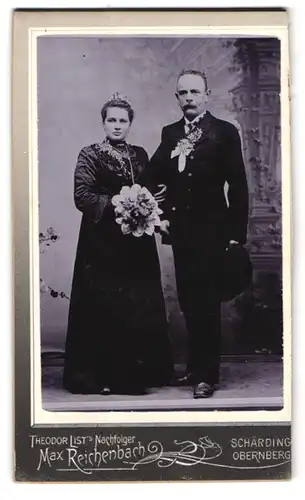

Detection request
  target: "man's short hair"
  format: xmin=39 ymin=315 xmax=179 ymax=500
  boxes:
xmin=177 ymin=69 xmax=209 ymax=93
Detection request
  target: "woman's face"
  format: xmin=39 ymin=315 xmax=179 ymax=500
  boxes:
xmin=103 ymin=106 xmax=131 ymax=142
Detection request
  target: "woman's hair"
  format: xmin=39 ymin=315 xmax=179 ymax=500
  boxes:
xmin=101 ymin=93 xmax=134 ymax=123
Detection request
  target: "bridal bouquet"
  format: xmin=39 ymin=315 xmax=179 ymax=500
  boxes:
xmin=111 ymin=184 xmax=163 ymax=237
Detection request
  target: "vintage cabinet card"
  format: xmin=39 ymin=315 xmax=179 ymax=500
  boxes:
xmin=13 ymin=9 xmax=291 ymax=482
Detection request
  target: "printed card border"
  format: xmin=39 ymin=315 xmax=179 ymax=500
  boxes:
xmin=13 ymin=8 xmax=292 ymax=482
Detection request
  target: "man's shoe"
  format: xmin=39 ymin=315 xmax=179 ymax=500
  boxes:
xmin=193 ymin=382 xmax=215 ymax=399
xmin=100 ymin=386 xmax=111 ymax=395
xmin=172 ymin=373 xmax=195 ymax=387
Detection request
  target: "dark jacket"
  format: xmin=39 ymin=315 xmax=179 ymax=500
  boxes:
xmin=143 ymin=111 xmax=249 ymax=248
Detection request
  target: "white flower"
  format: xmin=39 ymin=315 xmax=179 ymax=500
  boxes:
xmin=139 ymin=186 xmax=154 ymax=200
xmin=132 ymin=226 xmax=145 ymax=237
xmin=112 ymin=185 xmax=130 ymax=205
xmin=121 ymin=223 xmax=132 ymax=235
xmin=129 ymin=183 xmax=142 ymax=200
xmin=144 ymin=222 xmax=155 ymax=236
xmin=111 ymin=194 xmax=123 ymax=206
xmin=111 ymin=184 xmax=162 ymax=237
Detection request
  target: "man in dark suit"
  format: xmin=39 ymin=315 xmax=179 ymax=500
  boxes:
xmin=146 ymin=69 xmax=249 ymax=398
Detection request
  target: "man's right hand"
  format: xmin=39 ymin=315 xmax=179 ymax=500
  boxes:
xmin=160 ymin=220 xmax=170 ymax=235
xmin=154 ymin=184 xmax=167 ymax=204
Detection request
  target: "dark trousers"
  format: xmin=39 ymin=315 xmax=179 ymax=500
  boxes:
xmin=172 ymin=243 xmax=223 ymax=385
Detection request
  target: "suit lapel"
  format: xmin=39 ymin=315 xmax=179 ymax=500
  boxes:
xmin=167 ymin=118 xmax=185 ymax=146
xmin=194 ymin=111 xmax=213 ymax=147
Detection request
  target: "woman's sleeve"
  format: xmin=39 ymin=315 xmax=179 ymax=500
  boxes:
xmin=142 ymin=129 xmax=172 ymax=222
xmin=74 ymin=147 xmax=110 ymax=223
xmin=136 ymin=146 xmax=149 ymax=171
xmin=140 ymin=128 xmax=168 ymax=191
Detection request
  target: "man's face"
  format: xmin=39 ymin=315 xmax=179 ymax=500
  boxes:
xmin=176 ymin=74 xmax=208 ymax=120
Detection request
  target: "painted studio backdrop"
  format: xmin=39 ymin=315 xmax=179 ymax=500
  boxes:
xmin=38 ymin=37 xmax=282 ymax=363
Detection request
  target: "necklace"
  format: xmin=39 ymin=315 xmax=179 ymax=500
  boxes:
xmin=123 ymin=144 xmax=135 ymax=185
xmin=99 ymin=139 xmax=135 ymax=183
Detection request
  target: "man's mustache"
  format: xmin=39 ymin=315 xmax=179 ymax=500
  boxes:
xmin=183 ymin=104 xmax=197 ymax=109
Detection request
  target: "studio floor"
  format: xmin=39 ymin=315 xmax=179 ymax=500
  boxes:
xmin=42 ymin=357 xmax=283 ymax=412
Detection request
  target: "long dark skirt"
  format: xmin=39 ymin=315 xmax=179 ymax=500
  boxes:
xmin=63 ymin=213 xmax=174 ymax=394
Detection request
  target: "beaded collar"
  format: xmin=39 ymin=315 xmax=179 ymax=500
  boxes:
xmin=94 ymin=138 xmax=137 ymax=182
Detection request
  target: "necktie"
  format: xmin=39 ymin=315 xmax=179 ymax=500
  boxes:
xmin=185 ymin=122 xmax=195 ymax=135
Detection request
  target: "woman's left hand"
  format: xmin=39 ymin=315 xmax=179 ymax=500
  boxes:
xmin=154 ymin=184 xmax=167 ymax=203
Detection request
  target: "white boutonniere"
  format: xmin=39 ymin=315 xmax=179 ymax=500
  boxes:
xmin=171 ymin=128 xmax=203 ymax=172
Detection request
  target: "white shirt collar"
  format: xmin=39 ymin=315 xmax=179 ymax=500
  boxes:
xmin=184 ymin=110 xmax=206 ymax=126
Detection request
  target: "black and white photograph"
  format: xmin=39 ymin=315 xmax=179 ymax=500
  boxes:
xmin=36 ymin=34 xmax=285 ymax=414
xmin=11 ymin=8 xmax=293 ymax=483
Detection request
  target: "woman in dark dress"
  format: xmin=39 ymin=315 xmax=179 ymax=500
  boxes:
xmin=63 ymin=93 xmax=174 ymax=395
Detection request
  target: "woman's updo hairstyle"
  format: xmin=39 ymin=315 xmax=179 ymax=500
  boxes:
xmin=101 ymin=92 xmax=134 ymax=123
